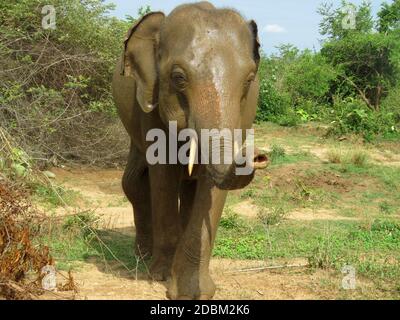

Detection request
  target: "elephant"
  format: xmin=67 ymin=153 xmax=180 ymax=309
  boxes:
xmin=112 ymin=2 xmax=268 ymax=300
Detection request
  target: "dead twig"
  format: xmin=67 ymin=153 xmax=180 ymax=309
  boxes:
xmin=226 ymin=263 xmax=309 ymax=274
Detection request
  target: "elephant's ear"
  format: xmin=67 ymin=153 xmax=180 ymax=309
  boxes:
xmin=248 ymin=20 xmax=261 ymax=70
xmin=122 ymin=12 xmax=165 ymax=113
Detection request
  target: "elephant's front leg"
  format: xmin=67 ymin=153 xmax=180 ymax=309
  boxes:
xmin=168 ymin=174 xmax=228 ymax=300
xmin=149 ymin=164 xmax=182 ymax=280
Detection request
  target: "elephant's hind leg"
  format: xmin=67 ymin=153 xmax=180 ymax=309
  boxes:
xmin=122 ymin=144 xmax=152 ymax=258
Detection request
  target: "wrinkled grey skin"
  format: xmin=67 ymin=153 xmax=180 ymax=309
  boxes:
xmin=112 ymin=2 xmax=267 ymax=299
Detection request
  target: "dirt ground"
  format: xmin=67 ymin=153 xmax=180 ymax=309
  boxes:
xmin=44 ymin=165 xmax=386 ymax=300
xmin=35 ymin=124 xmax=400 ymax=300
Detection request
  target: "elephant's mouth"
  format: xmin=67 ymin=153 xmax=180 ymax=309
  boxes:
xmin=206 ymin=151 xmax=269 ymax=190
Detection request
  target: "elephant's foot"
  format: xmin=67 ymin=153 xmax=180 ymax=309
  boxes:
xmin=134 ymin=236 xmax=152 ymax=258
xmin=149 ymin=253 xmax=174 ymax=281
xmin=166 ymin=269 xmax=216 ymax=300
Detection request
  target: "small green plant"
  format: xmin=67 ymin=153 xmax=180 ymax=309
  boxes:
xmin=257 ymin=205 xmax=287 ymax=226
xmin=219 ymin=208 xmax=242 ymax=229
xmin=62 ymin=211 xmax=98 ymax=239
xmin=348 ymin=149 xmax=369 ymax=167
xmin=327 ymin=148 xmax=343 ymax=164
xmin=371 ymin=219 xmax=400 ymax=234
xmin=307 ymin=235 xmax=342 ymax=269
xmin=240 ymin=188 xmax=257 ymax=199
xmin=379 ymin=201 xmax=394 ymax=215
xmin=269 ymin=144 xmax=286 ymax=163
xmin=33 ymin=183 xmax=79 ymax=207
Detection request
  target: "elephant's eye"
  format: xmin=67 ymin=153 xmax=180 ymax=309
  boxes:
xmin=171 ymin=68 xmax=188 ymax=91
xmin=243 ymin=73 xmax=256 ymax=94
xmin=246 ymin=73 xmax=256 ymax=85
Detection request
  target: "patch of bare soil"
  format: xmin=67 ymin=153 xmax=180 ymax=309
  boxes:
xmin=287 ymin=208 xmax=359 ymax=221
xmin=53 ymin=258 xmax=383 ymax=300
xmin=369 ymin=152 xmax=400 ymax=167
xmin=49 ymin=167 xmax=133 ymax=229
xmin=232 ymin=200 xmax=359 ymax=222
xmin=232 ymin=200 xmax=259 ymax=219
xmin=268 ymin=164 xmax=354 ymax=194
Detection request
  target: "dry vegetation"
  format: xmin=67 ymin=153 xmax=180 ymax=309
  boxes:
xmin=0 ymin=0 xmax=130 ymax=168
xmin=0 ymin=181 xmax=51 ymax=299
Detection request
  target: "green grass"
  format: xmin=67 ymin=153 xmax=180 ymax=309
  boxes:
xmin=32 ymin=182 xmax=80 ymax=208
xmin=42 ymin=235 xmax=100 ymax=270
xmin=330 ymin=163 xmax=400 ymax=191
xmin=269 ymin=147 xmax=316 ymax=166
xmin=38 ymin=209 xmax=147 ymax=272
xmin=379 ymin=201 xmax=397 ymax=215
xmin=219 ymin=208 xmax=244 ymax=229
xmin=41 ymin=224 xmax=149 ymax=272
xmin=89 ymin=229 xmax=149 ymax=272
xmin=214 ymin=217 xmax=400 ymax=284
xmin=327 ymin=148 xmax=369 ymax=167
xmin=47 ymin=211 xmax=396 ymax=284
xmin=107 ymin=196 xmax=129 ymax=207
xmin=214 ymin=223 xmax=267 ymax=260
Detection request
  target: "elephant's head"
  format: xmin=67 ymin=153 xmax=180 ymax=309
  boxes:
xmin=122 ymin=3 xmax=268 ymax=189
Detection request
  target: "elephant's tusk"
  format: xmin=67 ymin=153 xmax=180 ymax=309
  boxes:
xmin=142 ymin=104 xmax=156 ymax=113
xmin=188 ymin=136 xmax=197 ymax=176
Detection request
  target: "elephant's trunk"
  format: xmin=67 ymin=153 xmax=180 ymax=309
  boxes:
xmin=187 ymin=81 xmax=267 ymax=188
xmin=189 ymin=117 xmax=268 ymax=190
xmin=205 ymin=137 xmax=268 ymax=190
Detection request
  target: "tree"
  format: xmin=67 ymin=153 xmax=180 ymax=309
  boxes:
xmin=319 ymin=1 xmax=399 ymax=110
xmin=318 ymin=0 xmax=374 ymax=40
xmin=285 ymin=51 xmax=337 ymax=103
xmin=378 ymin=0 xmax=400 ymax=34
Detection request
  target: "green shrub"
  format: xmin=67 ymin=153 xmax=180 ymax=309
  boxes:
xmin=257 ymin=206 xmax=286 ymax=226
xmin=62 ymin=211 xmax=98 ymax=239
xmin=381 ymin=85 xmax=400 ymax=126
xmin=269 ymin=144 xmax=286 ymax=163
xmin=219 ymin=208 xmax=243 ymax=230
xmin=327 ymin=97 xmax=398 ymax=140
xmin=285 ymin=51 xmax=337 ymax=103
xmin=257 ymin=75 xmax=292 ymax=123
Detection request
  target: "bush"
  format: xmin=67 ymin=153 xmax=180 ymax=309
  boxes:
xmin=327 ymin=97 xmax=398 ymax=140
xmin=0 ymin=181 xmax=52 ymax=299
xmin=285 ymin=51 xmax=337 ymax=103
xmin=321 ymin=33 xmax=399 ymax=110
xmin=256 ymin=49 xmax=338 ymax=127
xmin=0 ymin=0 xmax=131 ymax=167
xmin=257 ymin=72 xmax=292 ymax=123
xmin=381 ymin=85 xmax=400 ymax=126
xmin=269 ymin=144 xmax=286 ymax=163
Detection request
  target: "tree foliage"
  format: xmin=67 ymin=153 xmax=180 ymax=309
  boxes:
xmin=0 ymin=0 xmax=134 ymax=166
xmin=257 ymin=0 xmax=399 ymax=139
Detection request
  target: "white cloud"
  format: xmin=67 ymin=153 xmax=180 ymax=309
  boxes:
xmin=263 ymin=24 xmax=286 ymax=33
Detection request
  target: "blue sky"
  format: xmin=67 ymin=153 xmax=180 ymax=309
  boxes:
xmin=106 ymin=0 xmax=386 ymax=54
